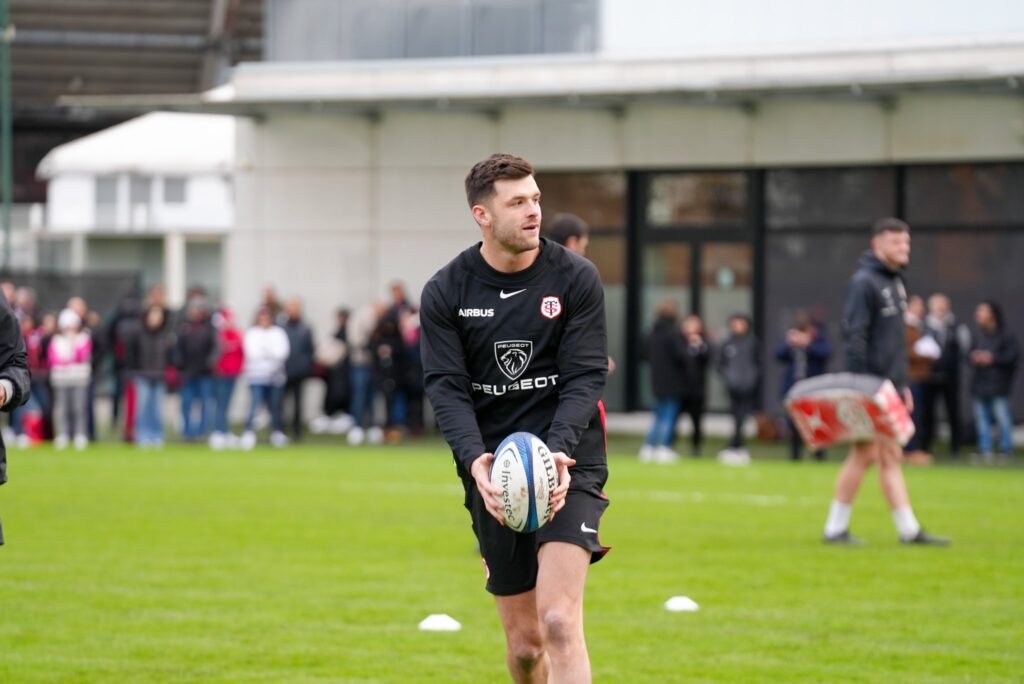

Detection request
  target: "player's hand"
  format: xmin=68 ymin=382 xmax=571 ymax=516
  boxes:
xmin=469 ymin=452 xmax=506 ymax=525
xmin=548 ymin=452 xmax=575 ymax=521
xmin=0 ymin=384 xmax=6 ymax=408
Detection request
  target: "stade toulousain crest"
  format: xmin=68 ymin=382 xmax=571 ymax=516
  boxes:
xmin=540 ymin=296 xmax=562 ymax=319
xmin=495 ymin=340 xmax=533 ymax=381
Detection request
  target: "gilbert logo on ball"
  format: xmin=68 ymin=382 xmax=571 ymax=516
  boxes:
xmin=785 ymin=373 xmax=915 ymax=449
xmin=490 ymin=432 xmax=559 ymax=533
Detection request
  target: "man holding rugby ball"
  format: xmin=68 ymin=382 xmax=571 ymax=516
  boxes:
xmin=421 ymin=153 xmax=610 ymax=683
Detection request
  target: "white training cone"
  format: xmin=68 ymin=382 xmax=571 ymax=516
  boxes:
xmin=418 ymin=614 xmax=462 ymax=632
xmin=664 ymin=596 xmax=700 ymax=612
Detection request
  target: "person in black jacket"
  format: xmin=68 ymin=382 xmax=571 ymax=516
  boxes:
xmin=716 ymin=313 xmax=760 ymax=464
xmin=822 ymin=218 xmax=948 ymax=546
xmin=0 ymin=289 xmax=31 ymax=545
xmin=678 ymin=314 xmax=710 ymax=456
xmin=968 ymin=300 xmax=1019 ymax=463
xmin=282 ymin=297 xmax=315 ymax=442
xmin=640 ymin=300 xmax=686 ymax=463
xmin=131 ymin=305 xmax=175 ymax=448
xmin=420 ymin=154 xmax=608 ymax=683
xmin=175 ymin=300 xmax=217 ymax=441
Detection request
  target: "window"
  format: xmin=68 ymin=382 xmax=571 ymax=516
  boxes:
xmin=905 ymin=163 xmax=1024 ymax=226
xmin=129 ymin=175 xmax=151 ymax=206
xmin=163 ymin=177 xmax=187 ymax=204
xmin=95 ymin=175 xmax=118 ymax=227
xmin=535 ymin=172 xmax=626 ymax=231
xmin=646 ymin=172 xmax=747 ymax=227
xmin=766 ymin=168 xmax=895 ymax=229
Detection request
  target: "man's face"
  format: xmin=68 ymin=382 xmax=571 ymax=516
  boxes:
xmin=975 ymin=304 xmax=994 ymax=329
xmin=476 ymin=176 xmax=542 ymax=255
xmin=567 ymin=234 xmax=590 ymax=257
xmin=928 ymin=295 xmax=950 ymax=318
xmin=873 ymin=229 xmax=911 ymax=268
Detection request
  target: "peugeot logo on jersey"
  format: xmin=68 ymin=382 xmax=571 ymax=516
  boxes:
xmin=494 ymin=340 xmax=533 ymax=381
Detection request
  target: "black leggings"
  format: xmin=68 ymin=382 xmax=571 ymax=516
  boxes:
xmin=728 ymin=389 xmax=757 ymax=449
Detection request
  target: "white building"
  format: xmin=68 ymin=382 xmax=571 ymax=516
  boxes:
xmin=63 ymin=1 xmax=1024 ymax=417
xmin=36 ymin=112 xmax=235 ymax=307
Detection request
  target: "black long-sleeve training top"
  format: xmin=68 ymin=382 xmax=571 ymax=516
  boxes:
xmin=842 ymin=251 xmax=909 ymax=389
xmin=420 ymin=238 xmax=608 ymax=475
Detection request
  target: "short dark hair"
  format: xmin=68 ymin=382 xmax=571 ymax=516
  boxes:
xmin=465 ymin=153 xmax=534 ymax=207
xmin=873 ymin=217 xmax=910 ymax=235
xmin=546 ymin=213 xmax=590 ymax=246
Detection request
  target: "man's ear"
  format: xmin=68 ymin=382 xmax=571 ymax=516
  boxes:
xmin=471 ymin=204 xmax=490 ymax=228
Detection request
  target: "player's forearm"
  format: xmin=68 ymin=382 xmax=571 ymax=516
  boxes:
xmin=546 ymin=368 xmax=606 ymax=455
xmin=424 ymin=375 xmax=487 ymax=469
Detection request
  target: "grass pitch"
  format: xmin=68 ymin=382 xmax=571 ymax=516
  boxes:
xmin=0 ymin=437 xmax=1021 ymax=683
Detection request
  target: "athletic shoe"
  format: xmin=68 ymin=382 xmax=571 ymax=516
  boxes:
xmin=347 ymin=426 xmax=365 ymax=445
xmin=270 ymin=431 xmax=290 ymax=448
xmin=74 ymin=434 xmax=89 ymax=451
xmin=367 ymin=426 xmax=384 ymax=445
xmin=653 ymin=446 xmax=679 ymax=464
xmin=240 ymin=430 xmax=257 ymax=451
xmin=823 ymin=530 xmax=864 ymax=545
xmin=638 ymin=444 xmax=654 ymax=462
xmin=15 ymin=433 xmax=30 ymax=449
xmin=309 ymin=415 xmax=330 ymax=434
xmin=900 ymin=529 xmax=950 ymax=546
xmin=208 ymin=431 xmax=227 ymax=450
xmin=329 ymin=414 xmax=355 ymax=434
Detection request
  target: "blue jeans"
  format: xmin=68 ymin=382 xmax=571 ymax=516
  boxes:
xmin=973 ymin=396 xmax=1013 ymax=455
xmin=645 ymin=398 xmax=681 ymax=447
xmin=135 ymin=377 xmax=166 ymax=445
xmin=212 ymin=376 xmax=237 ymax=434
xmin=349 ymin=365 xmax=374 ymax=428
xmin=246 ymin=383 xmax=284 ymax=433
xmin=180 ymin=376 xmax=213 ymax=439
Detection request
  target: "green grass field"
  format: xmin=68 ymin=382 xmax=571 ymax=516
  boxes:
xmin=1 ymin=437 xmax=1021 ymax=683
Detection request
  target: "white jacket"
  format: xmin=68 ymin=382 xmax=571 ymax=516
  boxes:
xmin=244 ymin=325 xmax=290 ymax=385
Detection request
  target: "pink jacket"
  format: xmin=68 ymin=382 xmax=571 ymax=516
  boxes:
xmin=48 ymin=331 xmax=93 ymax=387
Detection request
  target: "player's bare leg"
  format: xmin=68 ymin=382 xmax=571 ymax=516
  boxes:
xmin=835 ymin=441 xmax=876 ymax=503
xmin=495 ymin=590 xmax=549 ymax=683
xmin=536 ymin=541 xmax=592 ymax=684
xmin=876 ymin=439 xmax=911 ymax=509
xmin=824 ymin=441 xmax=876 ymax=542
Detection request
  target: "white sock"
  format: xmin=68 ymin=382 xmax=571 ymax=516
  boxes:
xmin=892 ymin=506 xmax=921 ymax=539
xmin=824 ymin=501 xmax=852 ymax=537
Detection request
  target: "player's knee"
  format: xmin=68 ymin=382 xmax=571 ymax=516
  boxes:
xmin=507 ymin=634 xmax=545 ymax=673
xmin=540 ymin=607 xmax=581 ymax=651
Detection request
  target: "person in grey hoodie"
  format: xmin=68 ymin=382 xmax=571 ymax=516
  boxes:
xmin=716 ymin=314 xmax=760 ymax=462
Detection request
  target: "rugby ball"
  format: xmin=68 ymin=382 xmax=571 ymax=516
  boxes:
xmin=490 ymin=432 xmax=559 ymax=533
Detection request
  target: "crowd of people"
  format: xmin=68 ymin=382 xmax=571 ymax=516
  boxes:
xmin=640 ymin=290 xmax=1019 ymax=466
xmin=1 ymin=279 xmax=426 ymax=451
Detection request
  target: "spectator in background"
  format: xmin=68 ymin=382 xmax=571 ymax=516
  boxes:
xmin=175 ymin=300 xmax=217 ymax=442
xmin=282 ymin=297 xmax=315 ymax=442
xmin=10 ymin=313 xmax=45 ymax=448
xmin=13 ymin=286 xmax=36 ymax=322
xmin=399 ymin=309 xmax=425 ymax=437
xmin=311 ymin=308 xmax=353 ymax=435
xmin=776 ymin=310 xmax=832 ymax=461
xmin=387 ymin=281 xmax=413 ymax=321
xmin=372 ymin=310 xmax=408 ymax=443
xmin=546 ymin=212 xmax=590 ymax=256
xmin=260 ymin=286 xmax=283 ymax=323
xmin=48 ymin=309 xmax=92 ymax=451
xmin=107 ymin=296 xmax=142 ymax=435
xmin=0 ymin=286 xmax=30 ymax=545
xmin=904 ymin=295 xmax=938 ymax=464
xmin=968 ymin=301 xmax=1019 ymax=464
xmin=241 ymin=307 xmax=290 ymax=450
xmin=209 ymin=308 xmax=244 ymax=450
xmin=678 ymin=314 xmax=710 ymax=457
xmin=347 ymin=301 xmax=384 ymax=445
xmin=640 ymin=299 xmax=685 ymax=464
xmin=921 ymin=293 xmax=965 ymax=457
xmin=131 ymin=305 xmax=174 ymax=449
xmin=717 ymin=313 xmax=760 ymax=466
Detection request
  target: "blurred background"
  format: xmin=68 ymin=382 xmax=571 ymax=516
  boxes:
xmin=2 ymin=0 xmax=1023 ymax=442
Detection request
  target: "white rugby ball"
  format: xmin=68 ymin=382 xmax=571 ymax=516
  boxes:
xmin=490 ymin=432 xmax=559 ymax=533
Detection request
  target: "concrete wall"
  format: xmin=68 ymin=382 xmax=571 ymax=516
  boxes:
xmin=227 ymin=92 xmax=1024 ymax=343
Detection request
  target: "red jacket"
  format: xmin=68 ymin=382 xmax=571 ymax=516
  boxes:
xmin=215 ymin=328 xmax=244 ymax=377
